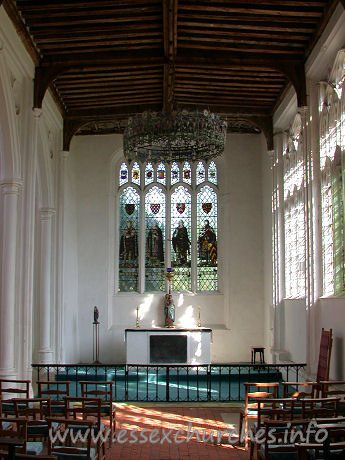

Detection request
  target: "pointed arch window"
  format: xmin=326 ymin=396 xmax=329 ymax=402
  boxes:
xmin=131 ymin=161 xmax=140 ymax=186
xmin=197 ymin=185 xmax=218 ymax=291
xmin=145 ymin=186 xmax=166 ymax=292
xmin=283 ymin=114 xmax=306 ymax=299
xmin=119 ymin=162 xmax=128 ymax=187
xmin=171 ymin=185 xmax=192 ymax=291
xmin=319 ymin=50 xmax=345 ymax=296
xmin=196 ymin=161 xmax=206 ymax=185
xmin=145 ymin=162 xmax=154 ymax=186
xmin=117 ymin=161 xmax=219 ymax=293
xmin=118 ymin=186 xmax=140 ymax=292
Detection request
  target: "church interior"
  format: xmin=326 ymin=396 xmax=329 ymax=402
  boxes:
xmin=1 ymin=1 xmax=345 ymax=458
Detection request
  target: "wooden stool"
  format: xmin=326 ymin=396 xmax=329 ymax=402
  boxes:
xmin=251 ymin=346 xmax=265 ymax=364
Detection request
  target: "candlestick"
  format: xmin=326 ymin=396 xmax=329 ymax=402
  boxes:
xmin=135 ymin=305 xmax=140 ymax=328
xmin=197 ymin=306 xmax=201 ymax=327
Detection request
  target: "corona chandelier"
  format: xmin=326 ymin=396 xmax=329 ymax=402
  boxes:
xmin=123 ymin=109 xmax=227 ymax=163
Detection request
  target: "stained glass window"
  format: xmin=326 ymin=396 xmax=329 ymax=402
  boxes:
xmin=131 ymin=162 xmax=140 ymax=186
xmin=157 ymin=162 xmax=166 ymax=186
xmin=208 ymin=161 xmax=217 ymax=185
xmin=197 ymin=185 xmax=218 ymax=291
xmin=119 ymin=187 xmax=140 ymax=292
xmin=171 ymin=186 xmax=192 ymax=291
xmin=171 ymin=162 xmax=179 ymax=185
xmin=145 ymin=162 xmax=154 ymax=186
xmin=118 ymin=160 xmax=219 ymax=293
xmin=119 ymin=163 xmax=128 ymax=187
xmin=196 ymin=161 xmax=206 ymax=185
xmin=182 ymin=162 xmax=192 ymax=185
xmin=145 ymin=186 xmax=166 ymax=291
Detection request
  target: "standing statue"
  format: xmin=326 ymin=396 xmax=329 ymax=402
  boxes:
xmin=164 ymin=293 xmax=175 ymax=328
xmin=119 ymin=220 xmax=138 ymax=263
xmin=198 ymin=219 xmax=217 ymax=265
xmin=172 ymin=220 xmax=191 ymax=265
xmin=146 ymin=221 xmax=164 ymax=264
xmin=93 ymin=306 xmax=99 ymax=324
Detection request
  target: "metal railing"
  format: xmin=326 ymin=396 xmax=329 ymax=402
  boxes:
xmin=32 ymin=363 xmax=306 ymax=403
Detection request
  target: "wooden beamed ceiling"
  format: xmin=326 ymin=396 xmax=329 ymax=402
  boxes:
xmin=3 ymin=0 xmax=342 ymax=149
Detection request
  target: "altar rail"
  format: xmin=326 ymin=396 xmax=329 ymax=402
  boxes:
xmin=32 ymin=363 xmax=306 ymax=403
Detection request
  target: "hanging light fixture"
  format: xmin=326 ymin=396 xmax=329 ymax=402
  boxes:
xmin=123 ymin=109 xmax=227 ymax=163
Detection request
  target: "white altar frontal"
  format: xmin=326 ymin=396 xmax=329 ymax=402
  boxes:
xmin=125 ymin=328 xmax=212 ymax=365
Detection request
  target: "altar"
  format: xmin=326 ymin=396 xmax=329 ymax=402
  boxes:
xmin=125 ymin=328 xmax=212 ymax=365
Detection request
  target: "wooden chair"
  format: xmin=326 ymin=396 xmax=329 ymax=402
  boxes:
xmin=79 ymin=381 xmax=116 ymax=445
xmin=300 ymin=397 xmax=340 ymax=419
xmin=296 ymin=422 xmax=345 ymax=459
xmin=46 ymin=417 xmax=100 ymax=460
xmin=0 ymin=417 xmax=43 ymax=457
xmin=250 ymin=398 xmax=298 ymax=460
xmin=284 ymin=328 xmax=333 ymax=399
xmin=0 ymin=379 xmax=30 ymax=416
xmin=37 ymin=381 xmax=70 ymax=416
xmin=63 ymin=397 xmax=106 ymax=459
xmin=283 ymin=381 xmax=319 ymax=399
xmin=258 ymin=419 xmax=310 ymax=460
xmin=238 ymin=382 xmax=279 ymax=445
xmin=13 ymin=398 xmax=53 ymax=441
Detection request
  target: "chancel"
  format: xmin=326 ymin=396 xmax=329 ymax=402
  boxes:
xmin=1 ymin=1 xmax=345 ymax=458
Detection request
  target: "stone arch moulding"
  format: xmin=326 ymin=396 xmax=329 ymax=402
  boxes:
xmin=36 ymin=122 xmax=55 ymax=209
xmin=0 ymin=52 xmax=21 ymax=180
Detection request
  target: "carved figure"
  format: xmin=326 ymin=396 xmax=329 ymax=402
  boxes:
xmin=164 ymin=293 xmax=175 ymax=327
xmin=93 ymin=306 xmax=99 ymax=324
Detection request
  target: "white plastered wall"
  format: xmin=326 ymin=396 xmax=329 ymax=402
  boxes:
xmin=69 ymin=132 xmax=268 ymax=364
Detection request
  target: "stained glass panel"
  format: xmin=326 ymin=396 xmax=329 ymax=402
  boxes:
xmin=182 ymin=162 xmax=192 ymax=185
xmin=197 ymin=185 xmax=218 ymax=291
xmin=196 ymin=161 xmax=206 ymax=185
xmin=171 ymin=162 xmax=179 ymax=185
xmin=131 ymin=161 xmax=140 ymax=186
xmin=145 ymin=162 xmax=154 ymax=186
xmin=119 ymin=162 xmax=128 ymax=187
xmin=208 ymin=161 xmax=217 ymax=185
xmin=157 ymin=162 xmax=166 ymax=186
xmin=119 ymin=187 xmax=140 ymax=292
xmin=145 ymin=186 xmax=166 ymax=291
xmin=171 ymin=186 xmax=191 ymax=291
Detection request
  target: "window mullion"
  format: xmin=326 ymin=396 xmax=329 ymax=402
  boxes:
xmin=166 ymin=180 xmax=172 ymax=293
xmin=191 ymin=181 xmax=197 ymax=293
xmin=139 ymin=182 xmax=146 ymax=294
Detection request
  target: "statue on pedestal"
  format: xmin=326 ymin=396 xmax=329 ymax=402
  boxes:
xmin=163 ymin=269 xmax=175 ymax=328
xmin=164 ymin=293 xmax=175 ymax=328
xmin=93 ymin=306 xmax=99 ymax=324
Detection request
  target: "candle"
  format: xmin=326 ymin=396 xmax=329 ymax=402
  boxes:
xmin=136 ymin=306 xmax=140 ymax=328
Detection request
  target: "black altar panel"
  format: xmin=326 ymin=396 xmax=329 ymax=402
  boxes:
xmin=150 ymin=335 xmax=187 ymax=363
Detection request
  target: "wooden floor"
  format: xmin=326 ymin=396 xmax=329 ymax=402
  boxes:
xmin=107 ymin=404 xmax=249 ymax=459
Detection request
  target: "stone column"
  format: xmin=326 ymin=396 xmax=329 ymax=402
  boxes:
xmin=272 ymin=132 xmax=285 ymax=357
xmin=0 ymin=180 xmax=22 ymax=378
xmin=56 ymin=150 xmax=69 ymax=363
xmin=22 ymin=107 xmax=42 ymax=380
xmin=36 ymin=208 xmax=55 ymax=363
